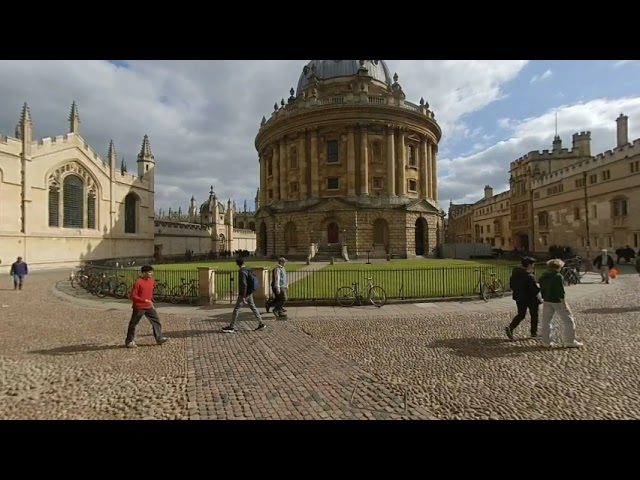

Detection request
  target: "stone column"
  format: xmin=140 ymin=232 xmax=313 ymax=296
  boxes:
xmin=347 ymin=124 xmax=356 ymax=196
xmin=197 ymin=267 xmax=215 ymax=305
xmin=386 ymin=125 xmax=396 ymax=196
xmin=310 ymin=128 xmax=319 ymax=198
xmin=299 ymin=129 xmax=308 ymax=199
xmin=250 ymin=266 xmax=269 ymax=308
xmin=259 ymin=153 xmax=267 ymax=205
xmin=360 ymin=124 xmax=369 ymax=195
xmin=397 ymin=129 xmax=406 ymax=196
xmin=426 ymin=140 xmax=433 ymax=200
xmin=420 ymin=137 xmax=429 ymax=200
xmin=279 ymin=139 xmax=287 ymax=200
xmin=272 ymin=144 xmax=280 ymax=201
xmin=431 ymin=143 xmax=438 ymax=203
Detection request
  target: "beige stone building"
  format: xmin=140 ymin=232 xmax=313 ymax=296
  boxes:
xmin=0 ymin=102 xmax=155 ymax=269
xmin=153 ymin=187 xmax=258 ymax=258
xmin=445 ymin=113 xmax=640 ymax=256
xmin=254 ymin=60 xmax=445 ymax=259
xmin=532 ymin=114 xmax=640 ymax=255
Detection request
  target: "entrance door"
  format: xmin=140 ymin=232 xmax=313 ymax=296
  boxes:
xmin=415 ymin=218 xmax=427 ymax=256
xmin=327 ymin=222 xmax=340 ymax=244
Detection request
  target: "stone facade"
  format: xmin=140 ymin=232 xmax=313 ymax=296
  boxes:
xmin=446 ymin=113 xmax=640 ymax=256
xmin=254 ymin=60 xmax=445 ymax=259
xmin=0 ymin=102 xmax=155 ymax=269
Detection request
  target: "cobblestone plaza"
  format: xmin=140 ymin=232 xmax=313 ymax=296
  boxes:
xmin=1 ymin=267 xmax=639 ymax=420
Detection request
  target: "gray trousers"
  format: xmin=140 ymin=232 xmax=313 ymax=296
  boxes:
xmin=540 ymin=300 xmax=577 ymax=344
xmin=126 ymin=308 xmax=163 ymax=343
xmin=229 ymin=294 xmax=263 ymax=328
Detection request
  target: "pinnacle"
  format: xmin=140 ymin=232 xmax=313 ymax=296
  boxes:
xmin=68 ymin=101 xmax=80 ymax=121
xmin=139 ymin=134 xmax=153 ymax=158
xmin=20 ymin=102 xmax=32 ymax=125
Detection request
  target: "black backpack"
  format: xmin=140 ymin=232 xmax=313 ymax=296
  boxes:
xmin=245 ymin=268 xmax=260 ymax=295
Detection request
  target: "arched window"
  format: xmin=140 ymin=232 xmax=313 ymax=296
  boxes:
xmin=124 ymin=193 xmax=138 ymax=233
xmin=87 ymin=190 xmax=96 ymax=230
xmin=48 ymin=186 xmax=60 ymax=227
xmin=63 ymin=174 xmax=84 ymax=228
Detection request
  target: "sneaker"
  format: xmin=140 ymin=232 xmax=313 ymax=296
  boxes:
xmin=156 ymin=337 xmax=169 ymax=345
xmin=564 ymin=341 xmax=583 ymax=348
xmin=222 ymin=326 xmax=236 ymax=333
xmin=505 ymin=326 xmax=514 ymax=340
xmin=255 ymin=323 xmax=266 ymax=331
xmin=125 ymin=341 xmax=138 ymax=349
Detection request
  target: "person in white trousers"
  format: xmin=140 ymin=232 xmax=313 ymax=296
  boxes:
xmin=538 ymin=258 xmax=583 ymax=348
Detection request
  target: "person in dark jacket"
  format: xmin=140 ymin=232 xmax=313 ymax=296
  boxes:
xmin=222 ymin=258 xmax=266 ymax=333
xmin=593 ymin=249 xmax=615 ymax=284
xmin=10 ymin=257 xmax=29 ymax=290
xmin=538 ymin=259 xmax=582 ymax=348
xmin=505 ymin=256 xmax=541 ymax=340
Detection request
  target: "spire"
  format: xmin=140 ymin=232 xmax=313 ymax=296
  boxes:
xmin=20 ymin=102 xmax=32 ymax=126
xmin=108 ymin=140 xmax=117 ymax=167
xmin=138 ymin=134 xmax=154 ymax=160
xmin=243 ymin=199 xmax=247 ymax=212
xmin=120 ymin=157 xmax=127 ymax=173
xmin=68 ymin=101 xmax=80 ymax=134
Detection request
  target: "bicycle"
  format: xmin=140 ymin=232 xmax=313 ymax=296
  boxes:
xmin=560 ymin=265 xmax=580 ymax=286
xmin=170 ymin=278 xmax=199 ymax=305
xmin=564 ymin=256 xmax=590 ymax=278
xmin=95 ymin=273 xmax=130 ymax=299
xmin=474 ymin=268 xmax=504 ymax=302
xmin=336 ymin=277 xmax=387 ymax=308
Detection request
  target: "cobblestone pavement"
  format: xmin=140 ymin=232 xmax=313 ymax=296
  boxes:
xmin=2 ymin=267 xmax=639 ymax=419
xmin=0 ymin=271 xmax=190 ymax=420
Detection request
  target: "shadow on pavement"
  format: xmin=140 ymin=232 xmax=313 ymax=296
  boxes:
xmin=580 ymin=306 xmax=640 ymax=315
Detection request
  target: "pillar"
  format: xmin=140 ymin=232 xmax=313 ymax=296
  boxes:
xmin=431 ymin=143 xmax=438 ymax=203
xmin=420 ymin=137 xmax=429 ymax=200
xmin=398 ymin=129 xmax=406 ymax=196
xmin=299 ymin=129 xmax=308 ymax=199
xmin=279 ymin=139 xmax=287 ymax=200
xmin=360 ymin=124 xmax=369 ymax=195
xmin=272 ymin=144 xmax=280 ymax=201
xmin=310 ymin=128 xmax=319 ymax=198
xmin=347 ymin=125 xmax=356 ymax=196
xmin=386 ymin=125 xmax=396 ymax=196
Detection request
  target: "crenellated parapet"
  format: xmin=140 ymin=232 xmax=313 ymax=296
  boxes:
xmin=531 ymin=137 xmax=640 ymax=188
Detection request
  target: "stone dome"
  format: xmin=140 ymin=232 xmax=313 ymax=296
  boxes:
xmin=296 ymin=60 xmax=393 ymax=96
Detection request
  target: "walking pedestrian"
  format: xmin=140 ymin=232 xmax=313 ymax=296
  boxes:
xmin=593 ymin=249 xmax=615 ymax=284
xmin=538 ymin=259 xmax=583 ymax=348
xmin=125 ymin=265 xmax=169 ymax=348
xmin=10 ymin=257 xmax=28 ymax=291
xmin=222 ymin=258 xmax=266 ymax=333
xmin=505 ymin=256 xmax=541 ymax=340
xmin=270 ymin=257 xmax=289 ymax=318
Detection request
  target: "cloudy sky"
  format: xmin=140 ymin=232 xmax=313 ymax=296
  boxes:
xmin=1 ymin=60 xmax=639 ymax=213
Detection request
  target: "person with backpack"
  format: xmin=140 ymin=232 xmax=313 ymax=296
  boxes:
xmin=222 ymin=257 xmax=266 ymax=333
xmin=505 ymin=256 xmax=541 ymax=340
xmin=270 ymin=257 xmax=289 ymax=318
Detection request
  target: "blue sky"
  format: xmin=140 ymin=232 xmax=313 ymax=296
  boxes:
xmin=1 ymin=60 xmax=639 ymax=211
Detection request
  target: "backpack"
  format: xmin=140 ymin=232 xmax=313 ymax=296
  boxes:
xmin=245 ymin=268 xmax=260 ymax=295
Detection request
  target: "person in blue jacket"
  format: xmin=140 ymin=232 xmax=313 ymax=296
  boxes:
xmin=10 ymin=256 xmax=29 ymax=290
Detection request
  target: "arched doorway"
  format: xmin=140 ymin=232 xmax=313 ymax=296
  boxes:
xmin=516 ymin=233 xmax=530 ymax=252
xmin=415 ymin=218 xmax=428 ymax=256
xmin=327 ymin=222 xmax=340 ymax=244
xmin=219 ymin=234 xmax=226 ymax=253
xmin=259 ymin=222 xmax=268 ymax=256
xmin=284 ymin=222 xmax=297 ymax=254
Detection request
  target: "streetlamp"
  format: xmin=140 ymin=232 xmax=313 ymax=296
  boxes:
xmin=583 ymin=171 xmax=591 ymax=256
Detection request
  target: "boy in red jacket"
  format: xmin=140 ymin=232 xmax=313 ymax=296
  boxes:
xmin=125 ymin=265 xmax=168 ymax=348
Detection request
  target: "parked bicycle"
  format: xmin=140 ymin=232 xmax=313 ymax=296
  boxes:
xmin=170 ymin=277 xmax=199 ymax=305
xmin=475 ymin=268 xmax=504 ymax=302
xmin=336 ymin=277 xmax=387 ymax=308
xmin=560 ymin=264 xmax=580 ymax=286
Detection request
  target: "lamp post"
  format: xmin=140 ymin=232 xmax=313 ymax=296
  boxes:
xmin=583 ymin=171 xmax=591 ymax=256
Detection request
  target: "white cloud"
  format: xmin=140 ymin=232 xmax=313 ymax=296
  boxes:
xmin=530 ymin=69 xmax=553 ymax=84
xmin=613 ymin=60 xmax=638 ymax=68
xmin=0 ymin=60 xmax=529 ymax=213
xmin=440 ymin=96 xmax=640 ymax=205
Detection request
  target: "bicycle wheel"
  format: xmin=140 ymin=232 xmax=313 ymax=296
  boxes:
xmin=492 ymin=279 xmax=505 ymax=297
xmin=95 ymin=284 xmax=108 ymax=298
xmin=154 ymin=282 xmax=168 ymax=303
xmin=187 ymin=287 xmax=199 ymax=306
xmin=170 ymin=285 xmax=184 ymax=304
xmin=71 ymin=276 xmax=83 ymax=289
xmin=336 ymin=287 xmax=357 ymax=307
xmin=480 ymin=283 xmax=490 ymax=302
xmin=368 ymin=286 xmax=387 ymax=308
xmin=114 ymin=282 xmax=129 ymax=299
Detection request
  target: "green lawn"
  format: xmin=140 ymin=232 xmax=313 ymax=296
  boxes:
xmin=287 ymin=260 xmax=550 ymax=301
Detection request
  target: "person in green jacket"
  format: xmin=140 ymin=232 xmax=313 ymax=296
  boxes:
xmin=538 ymin=258 xmax=583 ymax=348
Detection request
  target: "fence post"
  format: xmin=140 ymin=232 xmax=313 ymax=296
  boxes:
xmin=251 ymin=266 xmax=269 ymax=308
xmin=197 ymin=267 xmax=215 ymax=305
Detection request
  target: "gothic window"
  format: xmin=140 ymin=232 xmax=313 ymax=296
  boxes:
xmin=87 ymin=191 xmax=96 ymax=229
xmin=611 ymin=197 xmax=628 ymax=217
xmin=124 ymin=193 xmax=138 ymax=234
xmin=48 ymin=186 xmax=60 ymax=227
xmin=63 ymin=174 xmax=84 ymax=229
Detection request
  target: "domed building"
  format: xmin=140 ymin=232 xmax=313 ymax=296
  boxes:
xmin=254 ymin=60 xmax=445 ymax=259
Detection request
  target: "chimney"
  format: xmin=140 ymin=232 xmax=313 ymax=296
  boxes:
xmin=484 ymin=185 xmax=493 ymax=199
xmin=616 ymin=113 xmax=629 ymax=147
